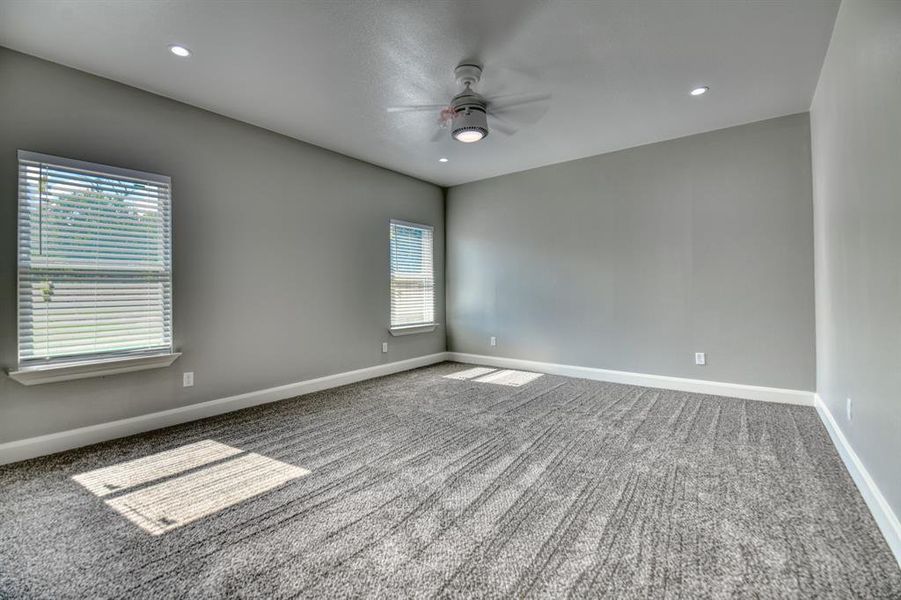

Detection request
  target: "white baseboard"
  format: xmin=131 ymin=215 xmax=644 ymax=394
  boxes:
xmin=446 ymin=352 xmax=814 ymax=406
xmin=0 ymin=352 xmax=448 ymax=466
xmin=814 ymin=394 xmax=901 ymax=565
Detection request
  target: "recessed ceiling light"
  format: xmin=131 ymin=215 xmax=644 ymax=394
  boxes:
xmin=690 ymin=86 xmax=709 ymax=96
xmin=169 ymin=45 xmax=192 ymax=58
xmin=439 ymin=158 xmax=449 ymax=163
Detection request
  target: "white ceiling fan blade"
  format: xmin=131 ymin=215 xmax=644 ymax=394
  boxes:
xmin=489 ymin=97 xmax=551 ymax=127
xmin=487 ymin=93 xmax=551 ymax=112
xmin=386 ymin=104 xmax=448 ymax=114
xmin=487 ymin=112 xmax=518 ymax=136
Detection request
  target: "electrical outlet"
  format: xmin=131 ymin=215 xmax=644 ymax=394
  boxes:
xmin=846 ymin=397 xmax=852 ymax=422
xmin=183 ymin=372 xmax=194 ymax=387
xmin=490 ymin=336 xmax=497 ymax=347
xmin=694 ymin=352 xmax=706 ymax=366
xmin=382 ymin=342 xmax=388 ymax=353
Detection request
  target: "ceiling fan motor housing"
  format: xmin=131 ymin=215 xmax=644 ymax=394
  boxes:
xmin=454 ymin=63 xmax=483 ymax=88
xmin=451 ymin=88 xmax=489 ymax=142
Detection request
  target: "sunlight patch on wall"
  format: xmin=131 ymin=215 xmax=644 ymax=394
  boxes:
xmin=473 ymin=369 xmax=543 ymax=387
xmin=73 ymin=440 xmax=241 ymax=497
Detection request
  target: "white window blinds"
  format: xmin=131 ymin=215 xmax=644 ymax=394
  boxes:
xmin=390 ymin=220 xmax=435 ymax=328
xmin=16 ymin=150 xmax=173 ymax=367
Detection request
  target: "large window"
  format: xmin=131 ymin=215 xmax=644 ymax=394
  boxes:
xmin=15 ymin=151 xmax=173 ymax=369
xmin=389 ymin=219 xmax=435 ymax=332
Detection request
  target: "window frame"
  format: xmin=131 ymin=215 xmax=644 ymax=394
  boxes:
xmin=7 ymin=150 xmax=178 ymax=385
xmin=388 ymin=218 xmax=438 ymax=336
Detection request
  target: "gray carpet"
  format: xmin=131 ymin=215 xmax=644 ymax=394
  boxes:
xmin=0 ymin=362 xmax=898 ymax=598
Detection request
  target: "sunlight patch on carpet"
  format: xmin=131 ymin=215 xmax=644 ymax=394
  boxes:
xmin=104 ymin=452 xmax=309 ymax=535
xmin=473 ymin=369 xmax=543 ymax=387
xmin=443 ymin=366 xmax=497 ymax=380
xmin=74 ymin=441 xmax=309 ymax=535
xmin=73 ymin=440 xmax=242 ymax=497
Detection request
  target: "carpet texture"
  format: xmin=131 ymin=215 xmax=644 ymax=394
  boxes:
xmin=0 ymin=362 xmax=898 ymax=598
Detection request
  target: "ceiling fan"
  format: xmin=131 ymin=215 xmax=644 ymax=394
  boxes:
xmin=387 ymin=63 xmax=551 ymax=143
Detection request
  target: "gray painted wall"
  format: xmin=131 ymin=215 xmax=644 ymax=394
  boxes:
xmin=810 ymin=0 xmax=901 ymax=517
xmin=446 ymin=113 xmax=815 ymax=391
xmin=0 ymin=48 xmax=445 ymax=443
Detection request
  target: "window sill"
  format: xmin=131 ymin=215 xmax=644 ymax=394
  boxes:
xmin=7 ymin=352 xmax=181 ymax=386
xmin=389 ymin=323 xmax=439 ymax=336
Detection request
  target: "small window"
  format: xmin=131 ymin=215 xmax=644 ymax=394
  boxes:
xmin=389 ymin=219 xmax=435 ymax=333
xmin=16 ymin=151 xmax=173 ymax=368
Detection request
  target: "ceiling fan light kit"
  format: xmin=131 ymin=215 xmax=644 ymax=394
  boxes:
xmin=386 ymin=62 xmax=551 ymax=144
xmin=452 ymin=108 xmax=488 ymax=143
xmin=451 ymin=64 xmax=488 ymax=142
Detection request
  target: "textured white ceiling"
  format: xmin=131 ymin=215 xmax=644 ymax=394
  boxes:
xmin=0 ymin=0 xmax=839 ymax=186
